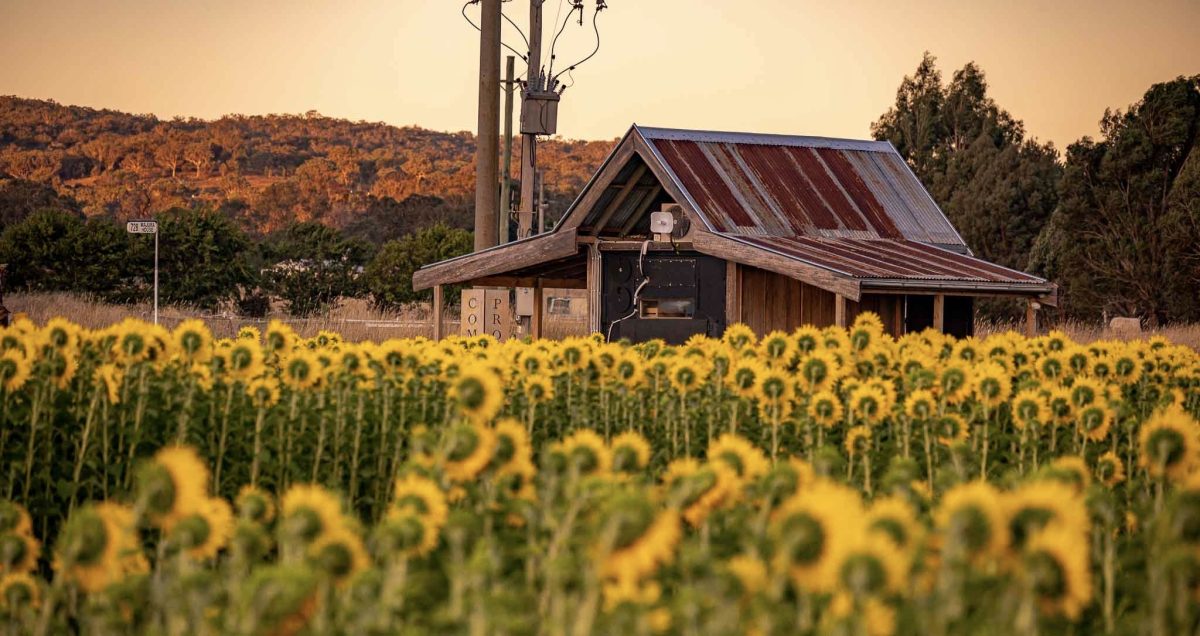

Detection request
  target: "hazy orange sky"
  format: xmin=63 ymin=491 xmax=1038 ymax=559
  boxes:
xmin=1 ymin=0 xmax=1197 ymax=148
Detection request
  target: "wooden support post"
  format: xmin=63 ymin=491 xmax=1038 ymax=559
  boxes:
xmin=1025 ymin=300 xmax=1037 ymax=337
xmin=587 ymin=243 xmax=602 ymax=335
xmin=531 ymin=283 xmax=544 ymax=339
xmin=834 ymin=294 xmax=847 ymax=328
xmin=933 ymin=294 xmax=945 ymax=333
xmin=725 ymin=261 xmax=740 ymax=326
xmin=432 ymin=285 xmax=444 ymax=340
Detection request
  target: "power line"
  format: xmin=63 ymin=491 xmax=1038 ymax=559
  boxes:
xmin=460 ymin=0 xmax=528 ymax=61
xmin=552 ymin=5 xmax=603 ymax=85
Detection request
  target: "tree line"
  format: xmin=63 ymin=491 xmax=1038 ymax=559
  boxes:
xmin=0 ymin=207 xmax=471 ymax=316
xmin=872 ymin=54 xmax=1199 ymax=324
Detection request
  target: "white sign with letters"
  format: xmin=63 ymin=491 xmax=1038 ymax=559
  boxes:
xmin=126 ymin=220 xmax=158 ymax=234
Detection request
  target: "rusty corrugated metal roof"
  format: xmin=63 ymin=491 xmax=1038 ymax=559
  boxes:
xmin=731 ymin=236 xmax=1045 ymax=285
xmin=636 ymin=126 xmax=966 ymax=249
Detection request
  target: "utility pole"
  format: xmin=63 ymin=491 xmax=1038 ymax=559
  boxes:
xmin=500 ymin=55 xmax=516 ymax=245
xmin=474 ymin=0 xmax=502 ymax=252
xmin=518 ymin=0 xmax=543 ymax=240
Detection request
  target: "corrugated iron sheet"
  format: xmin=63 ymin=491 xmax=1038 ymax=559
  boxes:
xmin=733 ymin=236 xmax=1045 ymax=285
xmin=637 ymin=127 xmax=965 ymax=248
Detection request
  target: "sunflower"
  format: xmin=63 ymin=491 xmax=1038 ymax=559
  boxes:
xmin=308 ymin=527 xmax=369 ymax=587
xmin=759 ymin=331 xmax=794 ymax=367
xmin=1047 ymin=456 xmax=1093 ymax=494
xmin=668 ymin=358 xmax=708 ymax=393
xmin=867 ymin=496 xmax=924 ymax=566
xmin=0 ymin=527 xmax=39 ymax=575
xmin=525 ymin=367 xmax=556 ymax=400
xmin=835 ymin=531 xmax=909 ymax=598
xmin=392 ymin=473 xmax=449 ymax=533
xmin=1021 ymin=525 xmax=1093 ymax=619
xmin=0 ymin=572 xmax=40 ymax=610
xmin=849 ymin=313 xmax=886 ymax=353
xmin=227 ymin=340 xmax=265 ymax=381
xmin=807 ymin=390 xmax=845 ymax=429
xmin=490 ymin=418 xmax=533 ymax=473
xmin=452 ymin=364 xmax=504 ymax=423
xmin=904 ymin=389 xmax=937 ymax=422
xmin=138 ymin=446 xmax=210 ymax=529
xmin=55 ymin=502 xmax=141 ymax=593
xmin=721 ymin=323 xmax=757 ymax=351
xmin=171 ymin=319 xmax=213 ymax=365
xmin=613 ymin=353 xmax=644 ymax=390
xmin=730 ymin=359 xmax=763 ymax=400
xmin=844 ymin=426 xmax=872 ymax=457
xmin=599 ymin=494 xmax=681 ymax=583
xmin=1139 ymin=405 xmax=1200 ymax=481
xmin=169 ymin=497 xmax=234 ymax=561
xmin=280 ymin=484 xmax=346 ymax=545
xmin=0 ymin=502 xmax=32 ymax=537
xmin=797 ymin=349 xmax=840 ymax=392
xmin=1076 ymin=400 xmax=1113 ymax=442
xmin=935 ymin=481 xmax=1009 ymax=566
xmin=0 ymin=349 xmax=30 ymax=393
xmin=442 ymin=422 xmax=498 ymax=482
xmin=1012 ymin=389 xmax=1048 ymax=429
xmin=771 ymin=480 xmax=864 ymax=593
xmin=1044 ymin=386 xmax=1073 ymax=426
xmin=246 ymin=376 xmax=281 ymax=407
xmin=756 ymin=367 xmax=793 ymax=405
xmin=236 ymin=485 xmax=277 ymax=524
xmin=662 ymin=459 xmax=738 ymax=526
xmin=1094 ymin=451 xmax=1126 ymax=488
xmin=707 ymin=433 xmax=769 ymax=483
xmin=933 ymin=413 xmax=970 ymax=447
xmin=1004 ymin=481 xmax=1089 ymax=550
xmin=380 ymin=507 xmax=441 ymax=558
xmin=938 ymin=363 xmax=971 ymax=403
xmin=971 ymin=363 xmax=1011 ymax=408
xmin=1069 ymin=377 xmax=1105 ymax=409
xmin=281 ymin=350 xmax=322 ymax=391
xmin=264 ymin=320 xmax=298 ymax=354
xmin=611 ymin=431 xmax=653 ymax=474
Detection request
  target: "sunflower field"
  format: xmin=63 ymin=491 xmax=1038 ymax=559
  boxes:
xmin=0 ymin=314 xmax=1198 ymax=635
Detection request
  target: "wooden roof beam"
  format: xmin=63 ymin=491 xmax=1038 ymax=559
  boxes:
xmin=692 ymin=230 xmax=862 ymax=300
xmin=412 ymin=229 xmax=579 ymax=291
xmin=618 ymin=184 xmax=662 ymax=237
xmin=588 ymin=164 xmax=647 ymax=236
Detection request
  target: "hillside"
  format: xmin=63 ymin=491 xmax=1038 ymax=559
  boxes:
xmin=0 ymin=96 xmax=615 ymax=239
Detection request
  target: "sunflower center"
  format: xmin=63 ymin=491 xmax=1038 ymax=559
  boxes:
xmin=949 ymin=506 xmax=992 ymax=555
xmin=447 ymin=427 xmax=481 ymax=462
xmin=840 ymin=552 xmax=887 ymax=596
xmin=457 ymin=377 xmax=486 ymax=411
xmin=870 ymin=518 xmax=908 ymax=548
xmin=1026 ymin=551 xmax=1066 ymax=599
xmin=171 ymin=514 xmax=212 ymax=550
xmin=1148 ymin=429 xmax=1186 ymax=469
xmin=315 ymin=542 xmax=354 ymax=579
xmin=1010 ymin=507 xmax=1054 ymax=548
xmin=780 ymin=513 xmax=825 ymax=565
xmin=0 ymin=534 xmax=28 ymax=568
xmin=612 ymin=446 xmax=639 ymax=472
xmin=396 ymin=494 xmax=431 ymax=516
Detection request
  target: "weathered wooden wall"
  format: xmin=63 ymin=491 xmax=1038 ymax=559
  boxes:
xmin=738 ymin=265 xmax=838 ymax=335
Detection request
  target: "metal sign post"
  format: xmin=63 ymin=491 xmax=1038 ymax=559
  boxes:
xmin=126 ymin=220 xmax=159 ymax=324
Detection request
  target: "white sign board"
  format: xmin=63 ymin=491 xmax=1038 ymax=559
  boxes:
xmin=126 ymin=220 xmax=158 ymax=234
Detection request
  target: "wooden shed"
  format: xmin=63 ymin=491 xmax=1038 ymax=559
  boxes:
xmin=413 ymin=125 xmax=1056 ymax=343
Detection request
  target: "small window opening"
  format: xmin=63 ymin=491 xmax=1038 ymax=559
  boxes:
xmin=640 ymin=298 xmax=695 ymax=319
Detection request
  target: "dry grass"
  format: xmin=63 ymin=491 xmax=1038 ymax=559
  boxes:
xmin=7 ymin=293 xmax=1196 ymax=348
xmin=7 ymin=293 xmax=590 ymax=341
